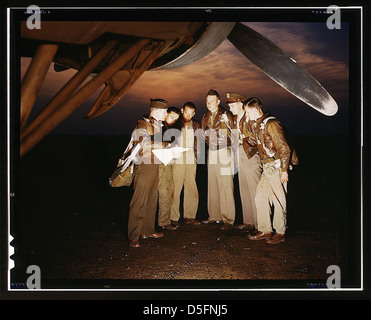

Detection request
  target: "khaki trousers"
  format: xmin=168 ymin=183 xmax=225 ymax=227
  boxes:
xmin=128 ymin=163 xmax=159 ymax=241
xmin=158 ymin=163 xmax=174 ymax=227
xmin=171 ymin=163 xmax=199 ymax=221
xmin=255 ymin=160 xmax=287 ymax=234
xmin=237 ymin=146 xmax=262 ymax=227
xmin=207 ymin=148 xmax=235 ymax=224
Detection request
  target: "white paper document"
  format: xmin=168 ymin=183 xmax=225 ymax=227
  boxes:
xmin=152 ymin=147 xmax=191 ymax=166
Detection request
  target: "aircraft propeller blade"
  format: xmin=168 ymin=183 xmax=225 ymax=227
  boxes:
xmin=227 ymin=22 xmax=338 ymax=116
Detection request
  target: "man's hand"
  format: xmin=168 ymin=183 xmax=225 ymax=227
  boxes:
xmin=281 ymin=171 xmax=289 ymax=184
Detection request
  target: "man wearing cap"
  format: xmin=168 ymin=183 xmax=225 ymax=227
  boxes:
xmin=226 ymin=92 xmax=262 ymax=234
xmin=127 ymin=98 xmax=168 ymax=248
xmin=201 ymin=89 xmax=236 ymax=229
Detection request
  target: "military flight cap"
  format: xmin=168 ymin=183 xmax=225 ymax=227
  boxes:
xmin=226 ymin=92 xmax=246 ymax=104
xmin=150 ymin=98 xmax=169 ymax=109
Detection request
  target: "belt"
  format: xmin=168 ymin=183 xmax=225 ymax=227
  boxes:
xmin=261 ymin=157 xmax=277 ymax=164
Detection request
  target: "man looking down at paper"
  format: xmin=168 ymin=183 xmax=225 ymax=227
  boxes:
xmin=244 ymin=97 xmax=298 ymax=244
xmin=127 ymin=98 xmax=168 ymax=248
xmin=158 ymin=107 xmax=182 ymax=231
xmin=227 ymin=92 xmax=262 ymax=234
xmin=170 ymin=102 xmax=202 ymax=227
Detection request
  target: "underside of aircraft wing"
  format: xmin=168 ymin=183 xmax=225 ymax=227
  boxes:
xmin=20 ymin=21 xmax=235 ymax=156
xmin=19 ymin=21 xmax=337 ymax=157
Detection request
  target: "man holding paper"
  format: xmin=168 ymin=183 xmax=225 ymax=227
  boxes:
xmin=127 ymin=98 xmax=168 ymax=248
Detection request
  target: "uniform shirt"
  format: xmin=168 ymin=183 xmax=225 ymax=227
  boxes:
xmin=201 ymin=107 xmax=234 ymax=151
xmin=175 ymin=120 xmax=197 ymax=165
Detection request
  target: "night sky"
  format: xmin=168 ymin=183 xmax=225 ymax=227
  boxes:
xmin=21 ymin=21 xmax=350 ymax=137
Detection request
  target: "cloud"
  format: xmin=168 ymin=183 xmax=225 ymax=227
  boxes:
xmin=242 ymin=22 xmax=349 ymax=100
xmin=20 ymin=22 xmax=349 ymax=135
xmin=123 ymin=22 xmax=348 ymax=111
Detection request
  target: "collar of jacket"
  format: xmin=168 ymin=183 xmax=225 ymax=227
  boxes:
xmin=254 ymin=112 xmax=273 ymax=128
xmin=141 ymin=114 xmax=155 ymax=123
xmin=233 ymin=111 xmax=246 ymax=126
xmin=205 ymin=106 xmax=227 ymax=117
xmin=148 ymin=115 xmax=160 ymax=123
xmin=181 ymin=118 xmax=195 ymax=128
xmin=203 ymin=106 xmax=228 ymax=125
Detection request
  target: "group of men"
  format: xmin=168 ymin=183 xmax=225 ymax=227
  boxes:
xmin=127 ymin=89 xmax=297 ymax=248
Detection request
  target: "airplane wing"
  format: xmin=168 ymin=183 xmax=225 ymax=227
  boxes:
xmin=19 ymin=20 xmax=338 ymax=157
xmin=20 ymin=21 xmax=235 ymax=156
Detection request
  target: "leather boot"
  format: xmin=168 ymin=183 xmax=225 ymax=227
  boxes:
xmin=248 ymin=231 xmax=272 ymax=241
xmin=266 ymin=233 xmax=285 ymax=244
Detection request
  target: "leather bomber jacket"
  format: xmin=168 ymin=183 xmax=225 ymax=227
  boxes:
xmin=132 ymin=115 xmax=163 ymax=161
xmin=247 ymin=113 xmax=294 ymax=172
xmin=232 ymin=112 xmax=258 ymax=159
xmin=201 ymin=107 xmax=234 ymax=151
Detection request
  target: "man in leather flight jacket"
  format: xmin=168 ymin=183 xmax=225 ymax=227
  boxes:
xmin=127 ymin=98 xmax=169 ymax=248
xmin=226 ymin=92 xmax=262 ymax=233
xmin=244 ymin=97 xmax=298 ymax=244
xmin=201 ymin=89 xmax=236 ymax=229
